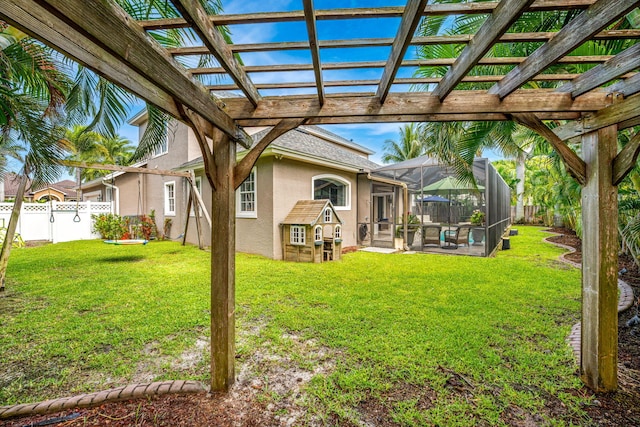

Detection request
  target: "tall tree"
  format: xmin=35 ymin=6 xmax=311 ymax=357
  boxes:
xmin=0 ymin=25 xmax=69 ymax=291
xmin=381 ymin=123 xmax=425 ymax=163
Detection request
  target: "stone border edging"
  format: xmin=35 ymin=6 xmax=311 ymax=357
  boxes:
xmin=0 ymin=380 xmax=206 ymax=420
xmin=542 ymin=229 xmax=636 ymax=362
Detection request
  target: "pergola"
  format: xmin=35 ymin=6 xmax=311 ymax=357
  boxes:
xmin=3 ymin=0 xmax=639 ymax=393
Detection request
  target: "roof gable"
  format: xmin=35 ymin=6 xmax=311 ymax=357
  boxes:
xmin=282 ymin=200 xmax=343 ymax=226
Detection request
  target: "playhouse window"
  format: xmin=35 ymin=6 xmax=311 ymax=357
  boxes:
xmin=290 ymin=226 xmax=305 ymax=245
xmin=312 ymin=175 xmax=350 ymax=209
xmin=237 ymin=168 xmax=257 ymax=218
xmin=335 ymin=225 xmax=342 ymax=239
xmin=164 ymin=181 xmax=176 ymax=216
xmin=314 ymin=225 xmax=323 ymax=242
xmin=324 ymin=208 xmax=332 ymax=223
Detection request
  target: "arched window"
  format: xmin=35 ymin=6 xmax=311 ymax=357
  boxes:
xmin=312 ymin=175 xmax=350 ymax=210
xmin=324 ymin=208 xmax=332 ymax=223
xmin=314 ymin=225 xmax=323 ymax=242
xmin=334 ymin=225 xmax=342 ymax=240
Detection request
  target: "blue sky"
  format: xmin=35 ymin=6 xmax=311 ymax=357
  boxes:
xmin=118 ymin=0 xmax=501 ymax=164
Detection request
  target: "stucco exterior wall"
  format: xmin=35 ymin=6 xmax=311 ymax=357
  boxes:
xmin=271 ymin=158 xmax=360 ymax=258
xmin=235 ymin=158 xmax=274 ymax=258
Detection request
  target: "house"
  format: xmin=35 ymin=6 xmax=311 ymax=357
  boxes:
xmin=1 ymin=173 xmax=78 ymax=202
xmin=81 ymin=112 xmax=384 ymax=259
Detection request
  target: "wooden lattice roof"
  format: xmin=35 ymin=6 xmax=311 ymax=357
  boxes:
xmin=3 ymin=0 xmax=638 ymax=143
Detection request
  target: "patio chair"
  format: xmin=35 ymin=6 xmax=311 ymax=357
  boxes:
xmin=422 ymin=225 xmax=441 ymax=247
xmin=444 ymin=226 xmax=470 ymax=248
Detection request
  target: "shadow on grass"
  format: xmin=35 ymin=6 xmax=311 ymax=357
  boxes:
xmin=99 ymin=255 xmax=145 ymax=263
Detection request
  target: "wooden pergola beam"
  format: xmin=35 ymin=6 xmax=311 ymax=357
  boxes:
xmin=234 ymin=119 xmax=305 ymax=189
xmin=302 ymin=0 xmax=325 ymax=105
xmin=376 ymin=0 xmax=428 ymax=102
xmin=612 ymin=132 xmax=640 ymax=186
xmin=195 ymin=55 xmax=618 ymax=75
xmin=557 ymin=44 xmax=640 ymax=98
xmin=170 ymin=0 xmax=260 ymax=107
xmin=167 ymin=30 xmax=640 ymax=55
xmin=208 ymin=73 xmax=632 ymax=91
xmin=24 ymin=0 xmax=249 ymax=147
xmin=58 ymin=160 xmax=191 ymax=178
xmin=512 ymin=113 xmax=586 ymax=185
xmin=190 ymin=55 xmax=615 ymax=74
xmin=553 ymin=93 xmax=640 ymax=141
xmin=434 ymin=0 xmax=534 ymax=100
xmin=138 ymin=0 xmax=597 ymax=29
xmin=235 ymin=112 xmax=581 ymax=126
xmin=222 ymin=91 xmax=610 ymax=121
xmin=488 ymin=0 xmax=640 ymax=99
xmin=606 ymin=72 xmax=640 ymax=97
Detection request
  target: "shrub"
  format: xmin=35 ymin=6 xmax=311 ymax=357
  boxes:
xmin=91 ymin=213 xmax=128 ymax=240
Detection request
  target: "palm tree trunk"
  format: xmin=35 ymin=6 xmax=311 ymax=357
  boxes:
xmin=0 ymin=173 xmax=29 ymax=292
xmin=515 ymin=153 xmax=526 ymax=222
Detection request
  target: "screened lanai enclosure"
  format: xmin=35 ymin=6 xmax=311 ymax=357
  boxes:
xmin=367 ymin=157 xmax=510 ymax=256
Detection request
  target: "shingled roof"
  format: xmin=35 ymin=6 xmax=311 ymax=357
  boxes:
xmin=282 ymin=200 xmax=342 ymax=226
xmin=178 ymin=125 xmax=379 ymax=172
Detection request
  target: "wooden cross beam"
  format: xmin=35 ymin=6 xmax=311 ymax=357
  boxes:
xmin=553 ymin=93 xmax=640 ymax=141
xmin=376 ymin=0 xmax=428 ymax=102
xmin=433 ymin=0 xmax=535 ymax=100
xmin=138 ymin=0 xmax=598 ymax=29
xmin=556 ymin=44 xmax=640 ymax=98
xmin=511 ymin=113 xmax=587 ymax=185
xmin=58 ymin=160 xmax=191 ymax=178
xmin=612 ymin=132 xmax=640 ymax=185
xmin=302 ymin=0 xmax=325 ymax=105
xmin=488 ymin=0 xmax=640 ymax=99
xmin=606 ymin=73 xmax=640 ymax=98
xmin=170 ymin=0 xmax=261 ymax=107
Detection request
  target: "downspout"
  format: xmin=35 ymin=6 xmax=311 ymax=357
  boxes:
xmin=367 ymin=173 xmax=409 ymax=249
xmin=102 ymin=180 xmax=119 ymax=215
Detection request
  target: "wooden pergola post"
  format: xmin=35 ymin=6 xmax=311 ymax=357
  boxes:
xmin=210 ymin=130 xmax=237 ymax=391
xmin=580 ymin=125 xmax=618 ymax=391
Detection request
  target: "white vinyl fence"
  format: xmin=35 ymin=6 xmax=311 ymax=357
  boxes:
xmin=0 ymin=201 xmax=113 ymax=243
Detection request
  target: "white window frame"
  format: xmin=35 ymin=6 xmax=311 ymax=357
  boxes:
xmin=314 ymin=225 xmax=323 ymax=243
xmin=236 ymin=168 xmax=257 ymax=218
xmin=189 ymin=176 xmax=202 ymax=217
xmin=290 ymin=225 xmax=305 ymax=245
xmin=164 ymin=181 xmax=176 ymax=216
xmin=335 ymin=225 xmax=342 ymax=240
xmin=311 ymin=174 xmax=351 ymax=210
xmin=324 ymin=208 xmax=332 ymax=223
xmin=152 ymin=125 xmax=169 ymax=158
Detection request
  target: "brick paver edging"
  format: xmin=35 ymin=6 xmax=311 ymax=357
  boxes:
xmin=0 ymin=380 xmax=206 ymax=420
xmin=542 ymin=230 xmax=636 ymax=362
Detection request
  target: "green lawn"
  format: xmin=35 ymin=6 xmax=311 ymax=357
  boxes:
xmin=0 ymin=226 xmax=589 ymax=425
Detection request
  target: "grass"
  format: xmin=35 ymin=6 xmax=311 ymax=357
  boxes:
xmin=0 ymin=226 xmax=588 ymax=425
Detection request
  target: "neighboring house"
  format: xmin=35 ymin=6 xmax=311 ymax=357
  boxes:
xmin=1 ymin=173 xmax=78 ymax=202
xmin=81 ymin=112 xmax=383 ymax=259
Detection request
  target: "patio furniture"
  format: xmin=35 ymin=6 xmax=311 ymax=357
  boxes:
xmin=422 ymin=225 xmax=441 ymax=247
xmin=444 ymin=226 xmax=470 ymax=248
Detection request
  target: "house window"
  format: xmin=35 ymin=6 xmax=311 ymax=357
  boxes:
xmin=290 ymin=225 xmax=305 ymax=245
xmin=237 ymin=168 xmax=257 ymax=218
xmin=164 ymin=181 xmax=176 ymax=216
xmin=312 ymin=175 xmax=350 ymax=210
xmin=314 ymin=225 xmax=323 ymax=242
xmin=105 ymin=187 xmax=113 ymax=202
xmin=335 ymin=225 xmax=342 ymax=240
xmin=324 ymin=208 xmax=332 ymax=223
xmin=153 ymin=123 xmax=170 ymax=157
xmin=190 ymin=176 xmax=202 ymax=217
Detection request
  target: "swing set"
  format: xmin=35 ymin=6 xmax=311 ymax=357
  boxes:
xmin=57 ymin=160 xmax=208 ymax=248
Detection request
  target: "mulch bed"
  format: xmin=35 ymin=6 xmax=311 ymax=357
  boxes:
xmin=4 ymin=228 xmax=640 ymax=426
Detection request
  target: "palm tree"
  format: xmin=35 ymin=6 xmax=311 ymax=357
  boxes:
xmin=0 ymin=26 xmax=70 ymax=291
xmin=381 ymin=123 xmax=425 ymax=163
